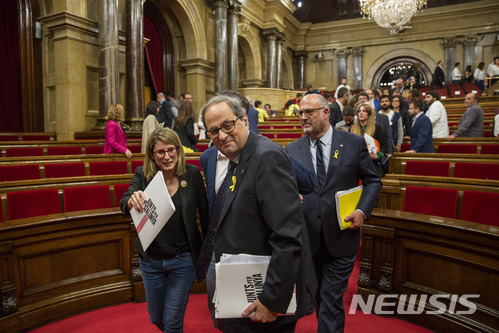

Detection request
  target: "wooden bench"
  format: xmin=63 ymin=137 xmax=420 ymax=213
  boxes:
xmin=0 ymin=132 xmax=57 ymax=141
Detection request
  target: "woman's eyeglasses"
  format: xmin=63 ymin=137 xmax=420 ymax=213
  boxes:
xmin=153 ymin=147 xmax=178 ymax=158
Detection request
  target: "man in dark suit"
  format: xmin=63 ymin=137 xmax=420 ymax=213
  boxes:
xmin=433 ymin=60 xmax=446 ymax=89
xmin=406 ymin=98 xmax=434 ymax=153
xmin=156 ymin=92 xmax=174 ymax=128
xmin=329 ymin=87 xmax=349 ymax=127
xmin=200 ymin=94 xmax=316 ymax=333
xmin=285 ymin=94 xmax=382 ymax=333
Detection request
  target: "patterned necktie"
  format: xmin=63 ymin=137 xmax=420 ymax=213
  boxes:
xmin=195 ymin=161 xmax=237 ymax=282
xmin=316 ymin=140 xmax=326 ymax=189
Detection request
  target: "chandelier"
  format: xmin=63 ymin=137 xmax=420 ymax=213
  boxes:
xmin=359 ymin=0 xmax=427 ymax=35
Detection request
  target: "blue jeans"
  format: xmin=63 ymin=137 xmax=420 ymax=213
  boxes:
xmin=139 ymin=252 xmax=196 ymax=333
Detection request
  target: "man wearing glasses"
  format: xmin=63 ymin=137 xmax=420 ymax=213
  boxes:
xmin=197 ymin=94 xmax=316 ymax=333
xmin=285 ymin=94 xmax=382 ymax=333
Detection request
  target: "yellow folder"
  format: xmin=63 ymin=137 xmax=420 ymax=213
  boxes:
xmin=335 ymin=185 xmax=363 ymax=230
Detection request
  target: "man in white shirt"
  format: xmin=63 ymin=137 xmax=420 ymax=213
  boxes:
xmin=494 ymin=113 xmax=499 ymax=137
xmin=452 ymin=62 xmax=462 ymax=83
xmin=334 ymin=78 xmax=350 ymax=98
xmin=424 ymin=90 xmax=449 ymax=138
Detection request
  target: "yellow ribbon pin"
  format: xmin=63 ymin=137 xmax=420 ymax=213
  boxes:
xmin=230 ymin=176 xmax=236 ymax=191
xmin=334 ymin=150 xmax=339 ymax=159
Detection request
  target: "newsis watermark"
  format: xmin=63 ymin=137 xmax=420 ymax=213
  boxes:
xmin=349 ymin=294 xmax=480 ymax=315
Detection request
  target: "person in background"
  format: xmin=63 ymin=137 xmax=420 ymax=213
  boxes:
xmin=334 ymin=77 xmax=350 ymax=98
xmin=335 ymin=106 xmax=355 ymax=132
xmin=452 ymin=62 xmax=462 ymax=84
xmin=305 ymin=84 xmax=320 ymax=95
xmin=424 ymin=90 xmax=449 ymax=138
xmin=494 ymin=113 xmax=499 ymax=137
xmin=104 ymin=104 xmax=132 ymax=158
xmin=350 ymin=103 xmax=388 ymax=177
xmin=474 ymin=62 xmax=486 ymax=91
xmin=447 ymin=93 xmax=484 ymax=140
xmin=246 ymin=96 xmax=260 ymax=133
xmin=265 ymin=103 xmax=277 ymax=117
xmin=174 ymin=101 xmax=199 ymax=152
xmin=254 ymin=100 xmax=269 ymax=123
xmin=378 ymin=95 xmax=403 ymax=153
xmin=433 ymin=60 xmax=446 ymax=89
xmin=410 ymin=63 xmax=422 ymax=88
xmin=142 ymin=101 xmax=161 ymax=153
xmin=406 ymin=98 xmax=434 ymax=153
xmin=156 ymin=92 xmax=174 ymax=128
xmin=464 ymin=65 xmax=473 ymax=83
xmin=120 ymin=128 xmax=208 ymax=333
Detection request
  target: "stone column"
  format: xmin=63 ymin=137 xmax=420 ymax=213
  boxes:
xmin=442 ymin=37 xmax=459 ymax=85
xmin=295 ymin=51 xmax=307 ymax=90
xmin=98 ymin=0 xmax=120 ymax=123
xmin=276 ymin=33 xmax=285 ymax=89
xmin=227 ymin=1 xmax=241 ymax=91
xmin=463 ymin=35 xmax=479 ymax=70
xmin=351 ymin=47 xmax=365 ymax=89
xmin=212 ymin=0 xmax=229 ymax=93
xmin=125 ymin=0 xmax=145 ymax=132
xmin=263 ymin=28 xmax=278 ymax=88
xmin=334 ymin=48 xmax=349 ymax=86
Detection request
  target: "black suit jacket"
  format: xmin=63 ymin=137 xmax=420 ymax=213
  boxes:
xmin=214 ymin=132 xmax=316 ymax=320
xmin=329 ymin=101 xmax=343 ymax=127
xmin=157 ymin=100 xmax=174 ymax=128
xmin=285 ymin=129 xmax=382 ymax=257
xmin=433 ymin=65 xmax=446 ymax=88
xmin=120 ymin=164 xmax=209 ymax=261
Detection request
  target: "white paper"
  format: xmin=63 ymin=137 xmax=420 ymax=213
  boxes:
xmin=214 ymin=254 xmax=296 ymax=318
xmin=130 ymin=171 xmax=175 ymax=251
xmin=364 ymin=133 xmax=378 ymax=155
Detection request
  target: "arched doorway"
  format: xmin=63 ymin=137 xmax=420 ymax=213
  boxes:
xmin=372 ymin=57 xmax=433 ymax=88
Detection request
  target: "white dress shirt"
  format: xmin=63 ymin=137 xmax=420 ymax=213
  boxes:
xmin=426 ymin=100 xmax=449 ymax=138
xmin=309 ymin=126 xmax=333 ymax=175
xmin=452 ymin=67 xmax=462 ymax=81
xmin=215 ymin=151 xmax=229 ymax=194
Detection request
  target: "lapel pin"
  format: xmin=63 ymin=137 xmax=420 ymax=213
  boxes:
xmin=180 ymin=180 xmax=187 ymax=187
xmin=241 ymin=169 xmax=244 ymax=175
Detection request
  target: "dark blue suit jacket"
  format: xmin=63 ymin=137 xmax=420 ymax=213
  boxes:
xmin=410 ymin=113 xmax=434 ymax=153
xmin=248 ymin=107 xmax=259 ymax=134
xmin=285 ymin=129 xmax=382 ymax=257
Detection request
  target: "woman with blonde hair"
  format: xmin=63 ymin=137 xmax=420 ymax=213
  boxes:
xmin=350 ymin=103 xmax=388 ymax=176
xmin=142 ymin=101 xmax=161 ymax=153
xmin=120 ymin=127 xmax=208 ymax=332
xmin=104 ymin=104 xmax=132 ymax=158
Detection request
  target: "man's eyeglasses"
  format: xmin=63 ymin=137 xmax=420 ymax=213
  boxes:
xmin=153 ymin=147 xmax=178 ymax=158
xmin=206 ymin=116 xmax=243 ymax=139
xmin=297 ymin=108 xmax=324 ymax=118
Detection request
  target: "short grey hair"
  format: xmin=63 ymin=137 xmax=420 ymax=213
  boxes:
xmin=200 ymin=94 xmax=246 ymax=129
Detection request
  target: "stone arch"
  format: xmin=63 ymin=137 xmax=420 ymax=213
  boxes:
xmin=281 ymin=48 xmax=294 ymax=89
xmin=238 ymin=27 xmax=263 ymax=86
xmin=364 ymin=48 xmax=437 ymax=88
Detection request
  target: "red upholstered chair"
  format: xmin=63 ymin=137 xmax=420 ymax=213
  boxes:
xmin=128 ymin=145 xmax=141 ymax=153
xmin=481 ymin=145 xmax=499 ymax=154
xmin=261 ymin=133 xmax=274 ymax=139
xmin=450 ymin=90 xmax=464 ymax=98
xmin=400 ymin=143 xmax=411 ymax=152
xmin=7 ymin=189 xmax=60 ymax=220
xmin=22 ymin=134 xmax=51 ymax=141
xmin=0 ymin=165 xmax=40 ymax=181
xmin=89 ymin=161 xmax=128 ymax=176
xmin=259 ymin=125 xmax=271 ymax=130
xmin=186 ymin=159 xmax=201 ymax=170
xmin=437 ymin=144 xmax=477 ymax=154
xmin=405 ymin=161 xmax=450 ymax=177
xmin=45 ymin=163 xmax=86 ymax=178
xmin=403 ymin=186 xmax=458 ymax=219
xmin=85 ymin=146 xmax=104 ymax=154
xmin=460 ymin=191 xmax=499 ymax=226
xmin=113 ymin=183 xmax=130 ymax=207
xmin=131 ymin=160 xmax=144 ymax=173
xmin=195 ymin=144 xmax=210 ymax=152
xmin=453 ymin=163 xmax=499 ymax=180
xmin=63 ymin=185 xmax=111 ymax=212
xmin=46 ymin=146 xmax=82 ymax=156
xmin=6 ymin=147 xmax=44 ymax=157
xmin=276 ymin=133 xmax=302 ymax=139
xmin=436 ymin=88 xmax=448 ymax=98
xmin=0 ymin=135 xmax=19 ymax=141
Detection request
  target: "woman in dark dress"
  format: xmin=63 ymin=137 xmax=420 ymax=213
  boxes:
xmin=120 ymin=128 xmax=208 ymax=332
xmin=174 ymin=102 xmax=198 ymax=152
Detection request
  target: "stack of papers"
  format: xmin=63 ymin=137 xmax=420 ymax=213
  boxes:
xmin=214 ymin=254 xmax=296 ymax=318
xmin=335 ymin=185 xmax=363 ymax=230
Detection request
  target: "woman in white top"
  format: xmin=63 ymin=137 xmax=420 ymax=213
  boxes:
xmin=141 ymin=101 xmax=161 ymax=153
xmin=474 ymin=62 xmax=486 ymax=91
xmin=452 ymin=62 xmax=462 ymax=83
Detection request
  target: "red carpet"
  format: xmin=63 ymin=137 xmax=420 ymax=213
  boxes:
xmin=29 ymin=257 xmax=433 ymax=333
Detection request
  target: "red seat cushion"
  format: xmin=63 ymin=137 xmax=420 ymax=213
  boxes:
xmin=46 ymin=146 xmax=82 ymax=156
xmin=437 ymin=144 xmax=477 ymax=154
xmin=131 ymin=160 xmax=144 ymax=173
xmin=460 ymin=191 xmax=499 ymax=226
xmin=7 ymin=189 xmax=60 ymax=220
xmin=403 ymin=186 xmax=458 ymax=219
xmin=0 ymin=165 xmax=40 ymax=181
xmin=89 ymin=161 xmax=128 ymax=175
xmin=276 ymin=133 xmax=302 ymax=139
xmin=63 ymin=185 xmax=111 ymax=212
xmin=453 ymin=163 xmax=499 ymax=180
xmin=0 ymin=135 xmax=19 ymax=141
xmin=22 ymin=134 xmax=51 ymax=141
xmin=128 ymin=145 xmax=141 ymax=153
xmin=186 ymin=159 xmax=201 ymax=170
xmin=481 ymin=145 xmax=499 ymax=154
xmin=261 ymin=133 xmax=275 ymax=139
xmin=400 ymin=143 xmax=411 ymax=152
xmin=6 ymin=147 xmax=44 ymax=157
xmin=114 ymin=183 xmax=130 ymax=207
xmin=44 ymin=163 xmax=86 ymax=178
xmin=405 ymin=161 xmax=449 ymax=177
xmin=85 ymin=146 xmax=105 ymax=154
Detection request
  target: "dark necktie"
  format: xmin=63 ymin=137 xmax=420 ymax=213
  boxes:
xmin=316 ymin=140 xmax=326 ymax=189
xmin=195 ymin=161 xmax=237 ymax=282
